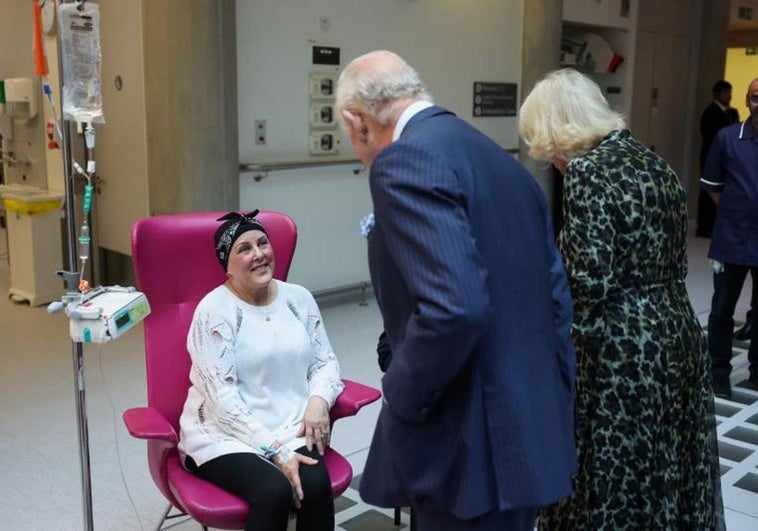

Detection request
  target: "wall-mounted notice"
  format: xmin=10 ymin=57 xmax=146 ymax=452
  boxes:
xmin=473 ymin=82 xmax=517 ymax=117
xmin=312 ymin=46 xmax=340 ymax=66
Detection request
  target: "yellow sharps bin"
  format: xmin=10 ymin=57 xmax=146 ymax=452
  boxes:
xmin=3 ymin=188 xmax=64 ymax=306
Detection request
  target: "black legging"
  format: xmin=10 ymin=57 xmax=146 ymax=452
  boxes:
xmin=186 ymin=446 xmax=334 ymax=531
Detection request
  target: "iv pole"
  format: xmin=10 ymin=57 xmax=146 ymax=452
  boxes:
xmin=52 ymin=0 xmax=95 ymax=528
xmin=60 ymin=114 xmax=96 ymax=529
xmin=48 ymin=3 xmax=140 ymax=528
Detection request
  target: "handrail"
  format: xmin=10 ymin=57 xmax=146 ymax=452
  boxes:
xmin=240 ymin=147 xmax=520 ymax=182
xmin=240 ymin=158 xmax=364 ymax=181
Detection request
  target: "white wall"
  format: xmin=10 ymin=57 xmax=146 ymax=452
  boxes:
xmin=563 ymin=0 xmax=701 ymax=206
xmin=236 ymin=0 xmax=525 ymax=292
xmin=0 ymin=0 xmax=56 ymax=191
xmin=563 ymin=0 xmax=632 ymax=29
xmin=561 ymin=0 xmax=637 ymax=116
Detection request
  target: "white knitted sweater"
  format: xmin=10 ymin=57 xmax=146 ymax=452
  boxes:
xmin=178 ymin=280 xmax=344 ymax=466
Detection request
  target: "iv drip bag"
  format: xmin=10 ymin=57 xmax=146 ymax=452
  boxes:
xmin=58 ymin=2 xmax=105 ymax=124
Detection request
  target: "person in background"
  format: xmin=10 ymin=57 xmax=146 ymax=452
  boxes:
xmin=701 ymin=77 xmax=758 ymax=398
xmin=733 ymin=297 xmax=756 ymax=341
xmin=698 ymin=80 xmax=755 ymax=344
xmin=178 ymin=210 xmax=344 ymax=531
xmin=519 ymin=68 xmax=724 ymax=530
xmin=697 ymin=80 xmax=739 ymax=238
xmin=337 ymin=50 xmax=577 ymax=531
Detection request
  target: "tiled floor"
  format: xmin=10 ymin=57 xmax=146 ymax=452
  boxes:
xmin=0 ymin=224 xmax=757 ymax=530
xmin=715 ymin=341 xmax=758 ymax=525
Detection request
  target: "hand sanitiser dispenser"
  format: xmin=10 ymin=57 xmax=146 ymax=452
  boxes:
xmin=4 ymin=77 xmax=38 ymax=123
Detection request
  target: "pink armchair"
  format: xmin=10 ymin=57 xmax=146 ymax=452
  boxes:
xmin=123 ymin=211 xmax=380 ymax=529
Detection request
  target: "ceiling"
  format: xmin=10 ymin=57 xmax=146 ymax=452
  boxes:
xmin=729 ymin=0 xmax=758 ymax=45
xmin=731 ymin=0 xmax=758 ymax=30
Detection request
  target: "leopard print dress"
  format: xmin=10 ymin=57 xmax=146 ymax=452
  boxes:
xmin=538 ymin=129 xmax=724 ymax=530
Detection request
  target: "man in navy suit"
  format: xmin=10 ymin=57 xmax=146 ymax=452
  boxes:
xmin=336 ymin=50 xmax=576 ymax=530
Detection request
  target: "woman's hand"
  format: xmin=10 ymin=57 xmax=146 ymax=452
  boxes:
xmin=273 ymin=450 xmax=318 ymax=508
xmin=298 ymin=396 xmax=331 ymax=455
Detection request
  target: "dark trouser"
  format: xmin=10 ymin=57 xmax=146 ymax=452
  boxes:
xmin=708 ymin=263 xmax=758 ymax=379
xmin=414 ymin=506 xmax=537 ymax=531
xmin=187 ymin=447 xmax=333 ymax=531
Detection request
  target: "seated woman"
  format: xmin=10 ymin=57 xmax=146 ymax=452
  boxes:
xmin=178 ymin=210 xmax=345 ymax=531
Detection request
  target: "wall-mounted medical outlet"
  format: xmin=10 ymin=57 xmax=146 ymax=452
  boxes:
xmin=309 ymin=73 xmax=337 ymax=99
xmin=309 ymin=131 xmax=340 ymax=155
xmin=255 ymin=119 xmax=266 ymax=145
xmin=309 ymin=103 xmax=335 ymax=127
xmin=4 ymin=77 xmax=38 ymax=124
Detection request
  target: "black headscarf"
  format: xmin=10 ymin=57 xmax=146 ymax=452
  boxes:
xmin=214 ymin=210 xmax=268 ymax=271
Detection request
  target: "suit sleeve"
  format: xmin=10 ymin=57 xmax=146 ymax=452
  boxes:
xmin=371 ymin=143 xmax=491 ymax=423
xmin=700 ymin=106 xmax=714 ymax=145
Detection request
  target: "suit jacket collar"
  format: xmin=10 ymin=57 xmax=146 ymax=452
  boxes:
xmin=393 ymin=100 xmax=434 ymax=141
xmin=712 ymin=99 xmax=728 ymax=113
xmin=399 ymin=105 xmax=454 ymax=137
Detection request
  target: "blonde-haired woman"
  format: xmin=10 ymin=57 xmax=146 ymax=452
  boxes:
xmin=519 ymin=69 xmax=724 ymax=530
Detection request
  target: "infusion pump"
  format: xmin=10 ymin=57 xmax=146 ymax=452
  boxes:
xmin=61 ymin=286 xmax=151 ymax=343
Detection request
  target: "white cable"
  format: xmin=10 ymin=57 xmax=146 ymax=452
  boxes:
xmin=96 ymin=347 xmax=146 ymax=531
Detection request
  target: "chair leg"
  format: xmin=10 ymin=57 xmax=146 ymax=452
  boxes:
xmin=409 ymin=507 xmax=417 ymax=530
xmin=394 ymin=507 xmax=401 ymax=525
xmin=155 ymin=503 xmax=196 ymax=530
xmin=155 ymin=503 xmax=172 ymax=531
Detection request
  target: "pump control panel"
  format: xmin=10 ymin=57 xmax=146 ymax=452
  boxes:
xmin=67 ymin=287 xmax=150 ymax=343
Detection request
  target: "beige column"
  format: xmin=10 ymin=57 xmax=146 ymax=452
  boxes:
xmin=520 ymin=0 xmax=563 ymax=206
xmin=688 ymin=0 xmax=730 ymax=215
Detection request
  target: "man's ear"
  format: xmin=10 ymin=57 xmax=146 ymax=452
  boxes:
xmin=342 ymin=110 xmax=368 ymax=143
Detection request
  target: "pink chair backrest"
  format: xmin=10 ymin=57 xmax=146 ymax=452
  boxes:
xmin=130 ymin=211 xmax=298 ymax=429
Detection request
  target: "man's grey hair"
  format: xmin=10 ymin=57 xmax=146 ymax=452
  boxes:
xmin=336 ymin=50 xmax=433 ymax=126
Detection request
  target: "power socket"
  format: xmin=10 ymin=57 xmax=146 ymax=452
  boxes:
xmin=309 ymin=131 xmax=340 ymax=155
xmin=309 ymin=73 xmax=338 ymax=99
xmin=255 ymin=119 xmax=266 ymax=145
xmin=309 ymin=103 xmax=336 ymax=127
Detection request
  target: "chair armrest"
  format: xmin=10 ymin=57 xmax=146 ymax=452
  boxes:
xmin=123 ymin=407 xmax=178 ymax=443
xmin=330 ymin=379 xmax=381 ymax=422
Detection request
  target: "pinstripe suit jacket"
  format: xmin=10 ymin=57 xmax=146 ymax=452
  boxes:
xmin=359 ymin=106 xmax=577 ymax=519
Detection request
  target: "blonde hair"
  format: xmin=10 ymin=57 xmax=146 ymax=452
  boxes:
xmin=336 ymin=50 xmax=432 ymax=127
xmin=518 ymin=68 xmax=626 ymax=162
